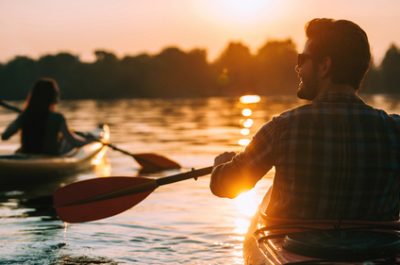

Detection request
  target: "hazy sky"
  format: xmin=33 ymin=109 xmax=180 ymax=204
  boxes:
xmin=0 ymin=0 xmax=399 ymax=64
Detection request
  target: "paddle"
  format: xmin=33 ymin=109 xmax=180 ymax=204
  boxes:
xmin=54 ymin=166 xmax=214 ymax=223
xmin=0 ymin=99 xmax=22 ymax=113
xmin=76 ymin=131 xmax=181 ymax=172
xmin=0 ymin=99 xmax=181 ymax=172
xmin=106 ymin=145 xmax=181 ymax=173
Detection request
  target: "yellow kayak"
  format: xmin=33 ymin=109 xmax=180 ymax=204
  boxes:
xmin=0 ymin=124 xmax=109 ymax=182
xmin=244 ymin=188 xmax=400 ymax=264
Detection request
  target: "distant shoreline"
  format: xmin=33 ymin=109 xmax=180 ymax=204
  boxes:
xmin=1 ymin=42 xmax=399 ymax=99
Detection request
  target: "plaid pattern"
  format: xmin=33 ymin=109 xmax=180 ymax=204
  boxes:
xmin=213 ymin=92 xmax=400 ymax=220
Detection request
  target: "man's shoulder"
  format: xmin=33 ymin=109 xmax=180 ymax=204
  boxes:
xmin=273 ymin=104 xmax=314 ymax=121
xmin=390 ymin=113 xmax=400 ymax=119
xmin=258 ymin=104 xmax=313 ymax=134
xmin=388 ymin=113 xmax=400 ymax=125
xmin=363 ymin=104 xmax=400 ymax=122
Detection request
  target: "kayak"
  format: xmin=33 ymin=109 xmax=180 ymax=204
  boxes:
xmin=243 ymin=188 xmax=400 ymax=264
xmin=0 ymin=124 xmax=110 ymax=182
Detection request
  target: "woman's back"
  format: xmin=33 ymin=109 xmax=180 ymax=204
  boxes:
xmin=20 ymin=111 xmax=65 ymax=155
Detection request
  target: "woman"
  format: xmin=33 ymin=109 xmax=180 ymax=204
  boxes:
xmin=1 ymin=78 xmax=92 ymax=155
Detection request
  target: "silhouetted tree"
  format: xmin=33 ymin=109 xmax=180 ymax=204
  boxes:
xmin=0 ymin=56 xmax=38 ymax=99
xmin=37 ymin=53 xmax=81 ymax=99
xmin=380 ymin=44 xmax=400 ymax=94
xmin=118 ymin=53 xmax=152 ymax=97
xmin=361 ymin=64 xmax=381 ymax=94
xmin=213 ymin=42 xmax=255 ymax=95
xmin=254 ymin=39 xmax=298 ymax=95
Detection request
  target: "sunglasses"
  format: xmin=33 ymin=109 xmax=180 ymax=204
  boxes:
xmin=297 ymin=53 xmax=317 ymax=67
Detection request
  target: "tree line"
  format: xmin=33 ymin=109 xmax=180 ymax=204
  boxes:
xmin=0 ymin=40 xmax=399 ymax=99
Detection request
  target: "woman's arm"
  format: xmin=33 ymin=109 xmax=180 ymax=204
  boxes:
xmin=59 ymin=117 xmax=92 ymax=147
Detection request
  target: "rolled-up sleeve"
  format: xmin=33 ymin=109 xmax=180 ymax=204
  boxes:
xmin=210 ymin=118 xmax=277 ymax=198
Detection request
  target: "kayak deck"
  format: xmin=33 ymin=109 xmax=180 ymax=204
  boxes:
xmin=244 ymin=189 xmax=400 ymax=265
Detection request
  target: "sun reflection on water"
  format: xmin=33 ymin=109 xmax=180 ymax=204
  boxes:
xmin=229 ymin=190 xmax=260 ymax=264
xmin=241 ymin=108 xmax=252 ymax=117
xmin=238 ymin=138 xmax=251 ymax=146
xmin=240 ymin=128 xmax=250 ymax=136
xmin=238 ymin=95 xmax=260 ymax=148
xmin=239 ymin=95 xmax=261 ymax=104
xmin=63 ymin=222 xmax=69 ymax=242
xmin=241 ymin=118 xmax=254 ymax=128
xmin=93 ymin=158 xmax=111 ymax=177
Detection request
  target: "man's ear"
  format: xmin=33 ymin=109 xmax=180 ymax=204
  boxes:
xmin=319 ymin=56 xmax=332 ymax=78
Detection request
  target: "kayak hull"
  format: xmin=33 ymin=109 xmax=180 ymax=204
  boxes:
xmin=243 ymin=188 xmax=400 ymax=264
xmin=0 ymin=125 xmax=110 ymax=182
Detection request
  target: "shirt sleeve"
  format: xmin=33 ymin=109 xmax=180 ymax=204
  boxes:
xmin=1 ymin=115 xmax=22 ymax=140
xmin=59 ymin=115 xmax=90 ymax=147
xmin=210 ymin=118 xmax=278 ymax=198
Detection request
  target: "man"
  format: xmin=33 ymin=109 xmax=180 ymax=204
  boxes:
xmin=210 ymin=18 xmax=400 ymax=221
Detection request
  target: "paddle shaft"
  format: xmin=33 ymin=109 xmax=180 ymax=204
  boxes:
xmin=0 ymin=99 xmax=22 ymax=113
xmin=105 ymin=142 xmax=136 ymax=156
xmin=156 ymin=166 xmax=213 ymax=186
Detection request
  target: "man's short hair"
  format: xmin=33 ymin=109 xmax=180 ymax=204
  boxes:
xmin=305 ymin=18 xmax=371 ymax=89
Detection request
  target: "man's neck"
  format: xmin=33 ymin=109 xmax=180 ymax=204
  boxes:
xmin=313 ymin=82 xmax=356 ymax=102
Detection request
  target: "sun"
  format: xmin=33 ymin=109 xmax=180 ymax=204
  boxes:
xmin=223 ymin=0 xmax=266 ymax=20
xmin=210 ymin=0 xmax=269 ymax=24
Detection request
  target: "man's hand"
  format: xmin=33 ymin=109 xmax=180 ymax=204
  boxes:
xmin=213 ymin=152 xmax=236 ymax=167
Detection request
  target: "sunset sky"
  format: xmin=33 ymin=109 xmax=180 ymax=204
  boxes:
xmin=0 ymin=0 xmax=399 ymax=64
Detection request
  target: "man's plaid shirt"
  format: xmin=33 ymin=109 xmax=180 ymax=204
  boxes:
xmin=213 ymin=92 xmax=400 ymax=221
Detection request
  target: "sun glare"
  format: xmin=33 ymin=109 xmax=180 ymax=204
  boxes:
xmin=233 ymin=189 xmax=258 ymax=218
xmin=232 ymin=189 xmax=258 ymax=234
xmin=197 ymin=0 xmax=274 ymax=28
xmin=215 ymin=0 xmax=268 ymax=23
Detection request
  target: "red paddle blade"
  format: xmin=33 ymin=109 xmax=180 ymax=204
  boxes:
xmin=54 ymin=177 xmax=157 ymax=223
xmin=133 ymin=153 xmax=181 ymax=173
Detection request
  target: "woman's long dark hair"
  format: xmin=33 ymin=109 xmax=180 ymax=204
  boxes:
xmin=21 ymin=78 xmax=60 ymax=153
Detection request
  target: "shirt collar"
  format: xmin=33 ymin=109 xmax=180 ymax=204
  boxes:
xmin=313 ymin=91 xmax=365 ymax=105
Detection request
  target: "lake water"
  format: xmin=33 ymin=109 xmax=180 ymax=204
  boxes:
xmin=0 ymin=95 xmax=400 ymax=264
